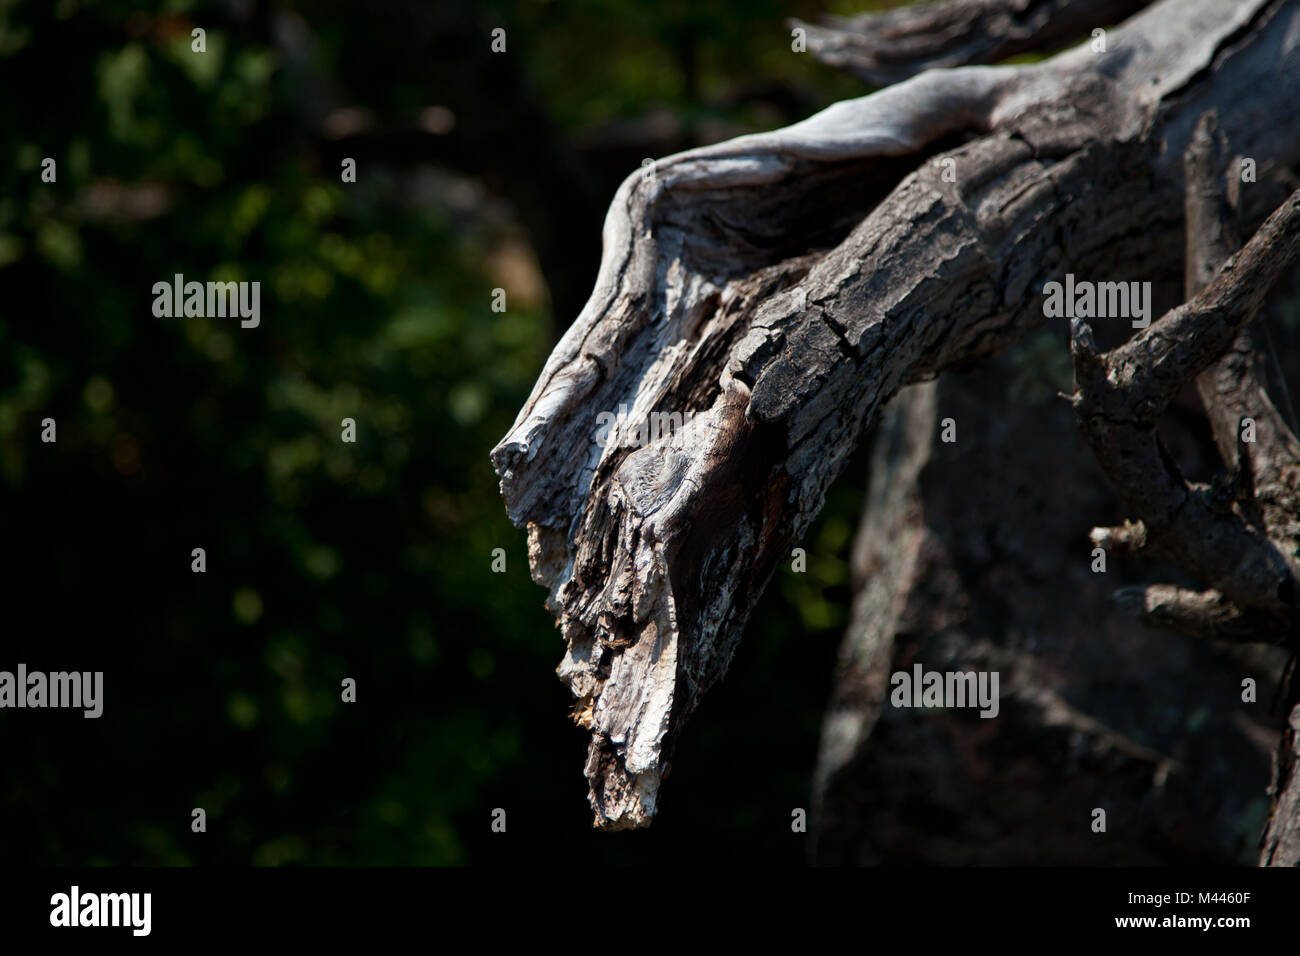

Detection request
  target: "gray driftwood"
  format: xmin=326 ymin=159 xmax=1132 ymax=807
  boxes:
xmin=491 ymin=0 xmax=1300 ymax=835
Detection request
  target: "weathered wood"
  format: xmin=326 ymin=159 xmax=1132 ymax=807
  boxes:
xmin=811 ymin=353 xmax=1287 ymax=864
xmin=492 ymin=0 xmax=1300 ymax=829
xmin=1070 ymin=108 xmax=1300 ymax=865
xmin=1071 ymin=187 xmax=1300 ymax=615
xmin=792 ymin=0 xmax=1152 ymax=88
xmin=1263 ymin=697 xmax=1300 ymax=865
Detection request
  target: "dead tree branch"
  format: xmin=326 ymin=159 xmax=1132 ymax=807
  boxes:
xmin=493 ymin=0 xmax=1300 ymax=830
xmin=1070 ymin=186 xmax=1300 ymax=618
xmin=1070 ymin=107 xmax=1300 ymax=865
xmin=792 ymin=0 xmax=1152 ymax=88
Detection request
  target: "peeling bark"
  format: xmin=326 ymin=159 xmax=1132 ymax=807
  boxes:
xmin=492 ymin=0 xmax=1300 ymax=830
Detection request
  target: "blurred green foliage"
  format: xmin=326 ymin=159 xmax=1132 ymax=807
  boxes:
xmin=0 ymin=0 xmax=895 ymax=865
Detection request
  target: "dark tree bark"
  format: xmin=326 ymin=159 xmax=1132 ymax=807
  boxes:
xmin=1066 ymin=108 xmax=1300 ymax=864
xmin=811 ymin=345 xmax=1289 ymax=864
xmin=491 ymin=0 xmax=1300 ymax=844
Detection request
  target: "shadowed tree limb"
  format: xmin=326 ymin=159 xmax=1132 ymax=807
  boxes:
xmin=1186 ymin=115 xmax=1300 ymax=527
xmin=1070 ymin=186 xmax=1300 ymax=614
xmin=791 ymin=0 xmax=1152 ymax=88
xmin=1069 ymin=111 xmax=1300 ymax=866
xmin=809 ymin=380 xmax=937 ymax=852
xmin=1263 ymin=692 xmax=1300 ymax=865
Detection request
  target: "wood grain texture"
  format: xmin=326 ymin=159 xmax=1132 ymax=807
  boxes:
xmin=792 ymin=0 xmax=1152 ymax=89
xmin=492 ymin=0 xmax=1300 ymax=829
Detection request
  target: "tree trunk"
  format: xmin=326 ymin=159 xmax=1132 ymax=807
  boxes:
xmin=812 ymin=347 xmax=1289 ymax=863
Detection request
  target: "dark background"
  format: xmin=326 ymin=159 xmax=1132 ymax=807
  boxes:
xmin=0 ymin=0 xmax=897 ymax=865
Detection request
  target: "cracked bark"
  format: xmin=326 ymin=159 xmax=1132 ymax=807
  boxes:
xmin=1070 ymin=109 xmax=1300 ymax=864
xmin=1070 ymin=189 xmax=1300 ymax=615
xmin=492 ymin=0 xmax=1300 ymax=830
